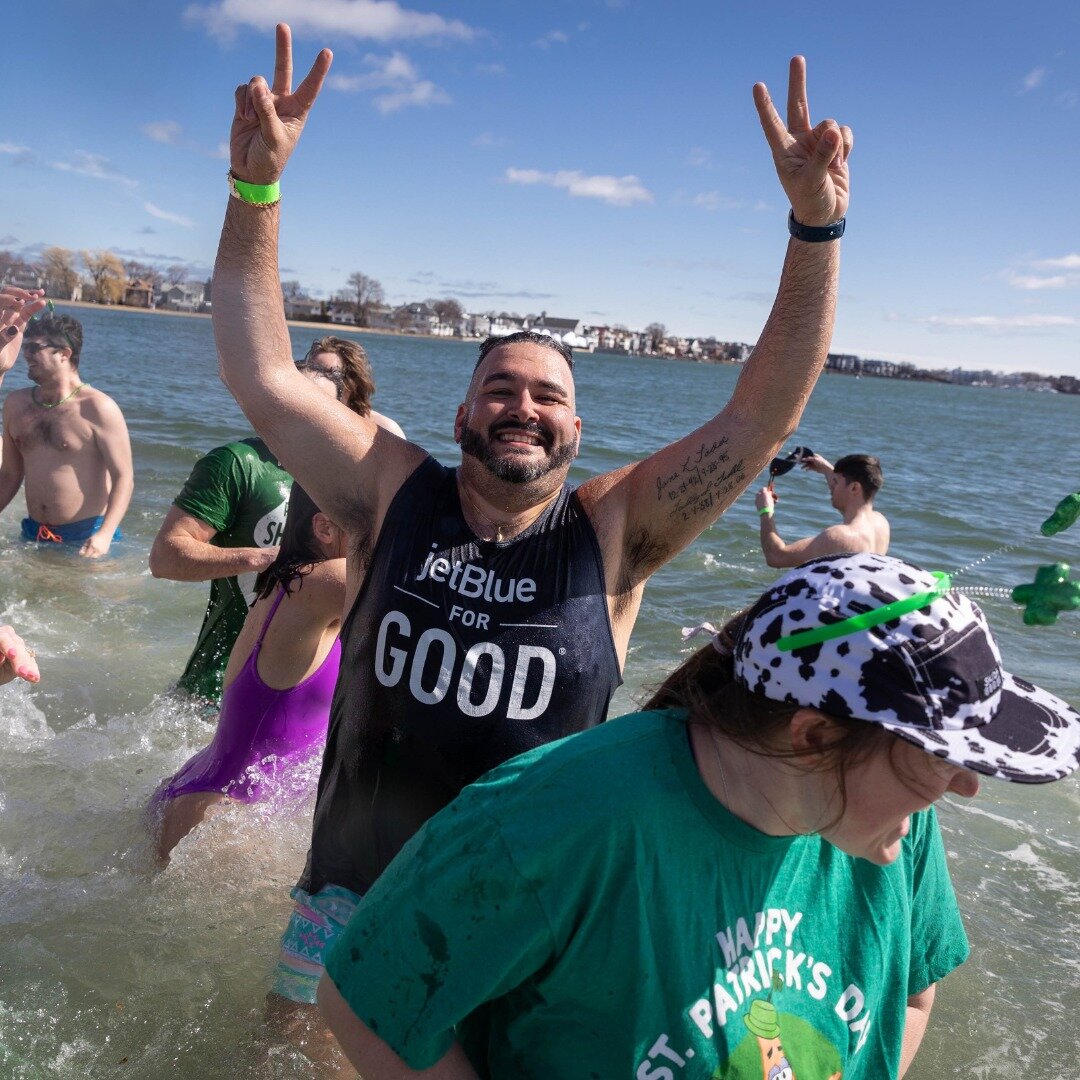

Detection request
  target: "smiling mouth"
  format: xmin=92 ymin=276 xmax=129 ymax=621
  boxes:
xmin=490 ymin=424 xmax=552 ymax=450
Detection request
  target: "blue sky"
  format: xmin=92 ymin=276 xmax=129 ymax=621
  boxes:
xmin=4 ymin=1 xmax=1079 ymax=375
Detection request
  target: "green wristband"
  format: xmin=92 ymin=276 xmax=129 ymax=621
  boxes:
xmin=228 ymin=171 xmax=281 ymax=206
xmin=758 ymin=506 xmax=774 ymax=517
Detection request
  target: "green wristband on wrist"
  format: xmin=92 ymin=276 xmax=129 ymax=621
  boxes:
xmin=228 ymin=171 xmax=281 ymax=206
xmin=758 ymin=506 xmax=774 ymax=517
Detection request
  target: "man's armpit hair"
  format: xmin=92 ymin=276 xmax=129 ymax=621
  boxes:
xmin=617 ymin=527 xmax=669 ymax=606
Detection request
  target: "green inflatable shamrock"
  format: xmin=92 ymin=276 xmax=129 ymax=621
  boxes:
xmin=1041 ymin=493 xmax=1080 ymax=537
xmin=1012 ymin=563 xmax=1080 ymax=626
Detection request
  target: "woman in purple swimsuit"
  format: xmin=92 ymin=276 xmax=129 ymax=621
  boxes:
xmin=149 ymin=486 xmax=346 ymax=860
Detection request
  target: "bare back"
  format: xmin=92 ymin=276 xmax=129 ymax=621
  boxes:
xmin=847 ymin=506 xmax=890 ymax=554
xmin=221 ymin=558 xmax=346 ymax=692
xmin=4 ymin=386 xmax=125 ymax=523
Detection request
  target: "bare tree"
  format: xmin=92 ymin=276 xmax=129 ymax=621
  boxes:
xmin=122 ymin=259 xmax=163 ymax=290
xmin=165 ymin=263 xmax=189 ymax=286
xmin=41 ymin=247 xmax=81 ymax=299
xmin=643 ymin=322 xmax=667 ymax=353
xmin=345 ymin=271 xmax=385 ymax=327
xmin=281 ymin=279 xmax=303 ymax=300
xmin=81 ymin=250 xmax=125 ymax=304
xmin=431 ymin=298 xmax=464 ymax=325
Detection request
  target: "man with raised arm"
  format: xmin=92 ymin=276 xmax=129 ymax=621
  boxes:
xmin=0 ymin=301 xmax=133 ymax=557
xmin=755 ymin=451 xmax=890 ymax=567
xmin=213 ymin=25 xmax=851 ymax=1066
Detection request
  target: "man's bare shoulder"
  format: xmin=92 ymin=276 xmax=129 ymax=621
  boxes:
xmin=3 ymin=387 xmax=34 ymax=411
xmin=77 ymin=386 xmax=127 ymax=422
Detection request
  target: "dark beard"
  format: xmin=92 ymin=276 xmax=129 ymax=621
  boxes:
xmin=460 ymin=421 xmax=576 ymax=484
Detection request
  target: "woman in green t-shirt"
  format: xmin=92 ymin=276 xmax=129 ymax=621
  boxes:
xmin=317 ymin=553 xmax=1080 ymax=1079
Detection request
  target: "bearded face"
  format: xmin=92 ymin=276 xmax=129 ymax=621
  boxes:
xmin=460 ymin=417 xmax=577 ymax=483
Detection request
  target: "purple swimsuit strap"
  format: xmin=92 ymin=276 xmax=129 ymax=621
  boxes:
xmin=253 ymin=587 xmax=288 ymax=651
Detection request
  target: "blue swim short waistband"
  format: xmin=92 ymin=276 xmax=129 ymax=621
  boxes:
xmin=21 ymin=515 xmax=123 ymax=545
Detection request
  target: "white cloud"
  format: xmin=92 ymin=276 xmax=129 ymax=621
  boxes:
xmin=185 ymin=0 xmax=476 ymax=43
xmin=685 ymin=147 xmax=711 ymax=168
xmin=50 ymin=152 xmax=138 ymax=190
xmin=894 ymin=312 xmax=1076 ymax=331
xmin=1021 ymin=66 xmax=1046 ymax=92
xmin=692 ymin=191 xmax=744 ymax=212
xmin=1007 ymin=273 xmax=1070 ymax=290
xmin=375 ymin=80 xmax=449 ymax=113
xmin=506 ymin=167 xmax=652 ymax=207
xmin=0 ymin=142 xmax=30 ymax=155
xmin=475 ymin=61 xmax=506 ymax=76
xmin=144 ymin=202 xmax=195 ymax=228
xmin=1035 ymin=253 xmax=1080 ymax=269
xmin=141 ymin=121 xmax=182 ymax=144
xmin=534 ymin=29 xmax=569 ymax=48
xmin=328 ymin=51 xmax=450 ymax=112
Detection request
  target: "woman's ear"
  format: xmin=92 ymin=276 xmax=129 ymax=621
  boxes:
xmin=788 ymin=708 xmax=839 ymax=757
xmin=311 ymin=512 xmax=335 ymax=547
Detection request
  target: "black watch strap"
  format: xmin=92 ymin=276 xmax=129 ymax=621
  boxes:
xmin=788 ymin=210 xmax=845 ymax=242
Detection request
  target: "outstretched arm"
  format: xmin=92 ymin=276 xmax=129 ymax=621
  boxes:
xmin=0 ymin=400 xmax=25 ymax=514
xmin=149 ymin=507 xmax=278 ymax=581
xmin=584 ymin=58 xmax=851 ymax=596
xmin=0 ymin=624 xmax=39 ymax=687
xmin=0 ymin=287 xmax=48 ymax=390
xmin=213 ymin=24 xmax=423 ymax=533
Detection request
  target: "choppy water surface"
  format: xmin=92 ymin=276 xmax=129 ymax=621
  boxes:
xmin=0 ymin=307 xmax=1077 ymax=1077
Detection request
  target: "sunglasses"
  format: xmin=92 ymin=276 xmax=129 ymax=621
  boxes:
xmin=27 ymin=300 xmax=77 ymax=352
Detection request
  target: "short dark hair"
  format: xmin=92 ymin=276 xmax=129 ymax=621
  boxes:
xmin=305 ymin=336 xmax=375 ymax=417
xmin=25 ymin=312 xmax=83 ymax=368
xmin=475 ymin=330 xmax=574 ymax=372
xmin=833 ymin=454 xmax=883 ymax=500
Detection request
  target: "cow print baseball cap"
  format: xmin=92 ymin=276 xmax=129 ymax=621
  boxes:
xmin=734 ymin=553 xmax=1080 ymax=784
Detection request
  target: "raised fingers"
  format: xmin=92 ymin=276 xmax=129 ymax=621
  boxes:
xmin=753 ymin=81 xmax=791 ymax=154
xmin=786 ymin=55 xmax=811 ymax=134
xmin=273 ymin=22 xmax=293 ymax=96
xmin=293 ymin=47 xmax=334 ymax=112
xmin=234 ymin=82 xmax=252 ymax=122
xmin=839 ymin=124 xmax=854 ymax=163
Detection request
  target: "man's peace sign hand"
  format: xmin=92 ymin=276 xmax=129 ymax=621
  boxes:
xmin=231 ymin=23 xmax=333 ymax=186
xmin=754 ymin=57 xmax=852 ymax=228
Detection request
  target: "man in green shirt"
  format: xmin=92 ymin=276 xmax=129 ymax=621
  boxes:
xmin=150 ymin=435 xmax=291 ymax=703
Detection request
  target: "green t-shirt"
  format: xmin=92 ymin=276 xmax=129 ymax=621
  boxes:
xmin=174 ymin=437 xmax=291 ymax=703
xmin=326 ymin=709 xmax=968 ymax=1079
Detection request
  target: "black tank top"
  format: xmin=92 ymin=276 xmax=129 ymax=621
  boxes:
xmin=300 ymin=457 xmax=621 ymax=895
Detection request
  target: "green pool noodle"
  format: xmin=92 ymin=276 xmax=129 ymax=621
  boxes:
xmin=1041 ymin=493 xmax=1080 ymax=537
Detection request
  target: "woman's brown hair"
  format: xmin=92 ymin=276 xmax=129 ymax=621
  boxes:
xmin=644 ymin=611 xmax=893 ymax=826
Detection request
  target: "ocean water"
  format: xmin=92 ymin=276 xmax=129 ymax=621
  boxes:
xmin=0 ymin=305 xmax=1077 ymax=1077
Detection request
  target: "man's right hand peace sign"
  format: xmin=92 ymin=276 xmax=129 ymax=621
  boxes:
xmin=230 ymin=23 xmax=333 ymax=186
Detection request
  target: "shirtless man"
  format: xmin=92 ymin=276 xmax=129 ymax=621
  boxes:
xmin=214 ymin=26 xmax=851 ymax=1067
xmin=0 ymin=306 xmax=133 ymax=557
xmin=755 ymin=452 xmax=889 ymax=566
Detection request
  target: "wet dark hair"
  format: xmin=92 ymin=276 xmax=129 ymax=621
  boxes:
xmin=833 ymin=454 xmax=883 ymax=500
xmin=253 ymin=485 xmax=329 ymax=600
xmin=644 ymin=610 xmax=892 ymax=827
xmin=305 ymin=336 xmax=375 ymax=417
xmin=475 ymin=330 xmax=574 ymax=371
xmin=25 ymin=312 xmax=83 ymax=367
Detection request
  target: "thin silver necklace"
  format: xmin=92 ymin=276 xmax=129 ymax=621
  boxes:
xmin=708 ymin=727 xmax=807 ymax=836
